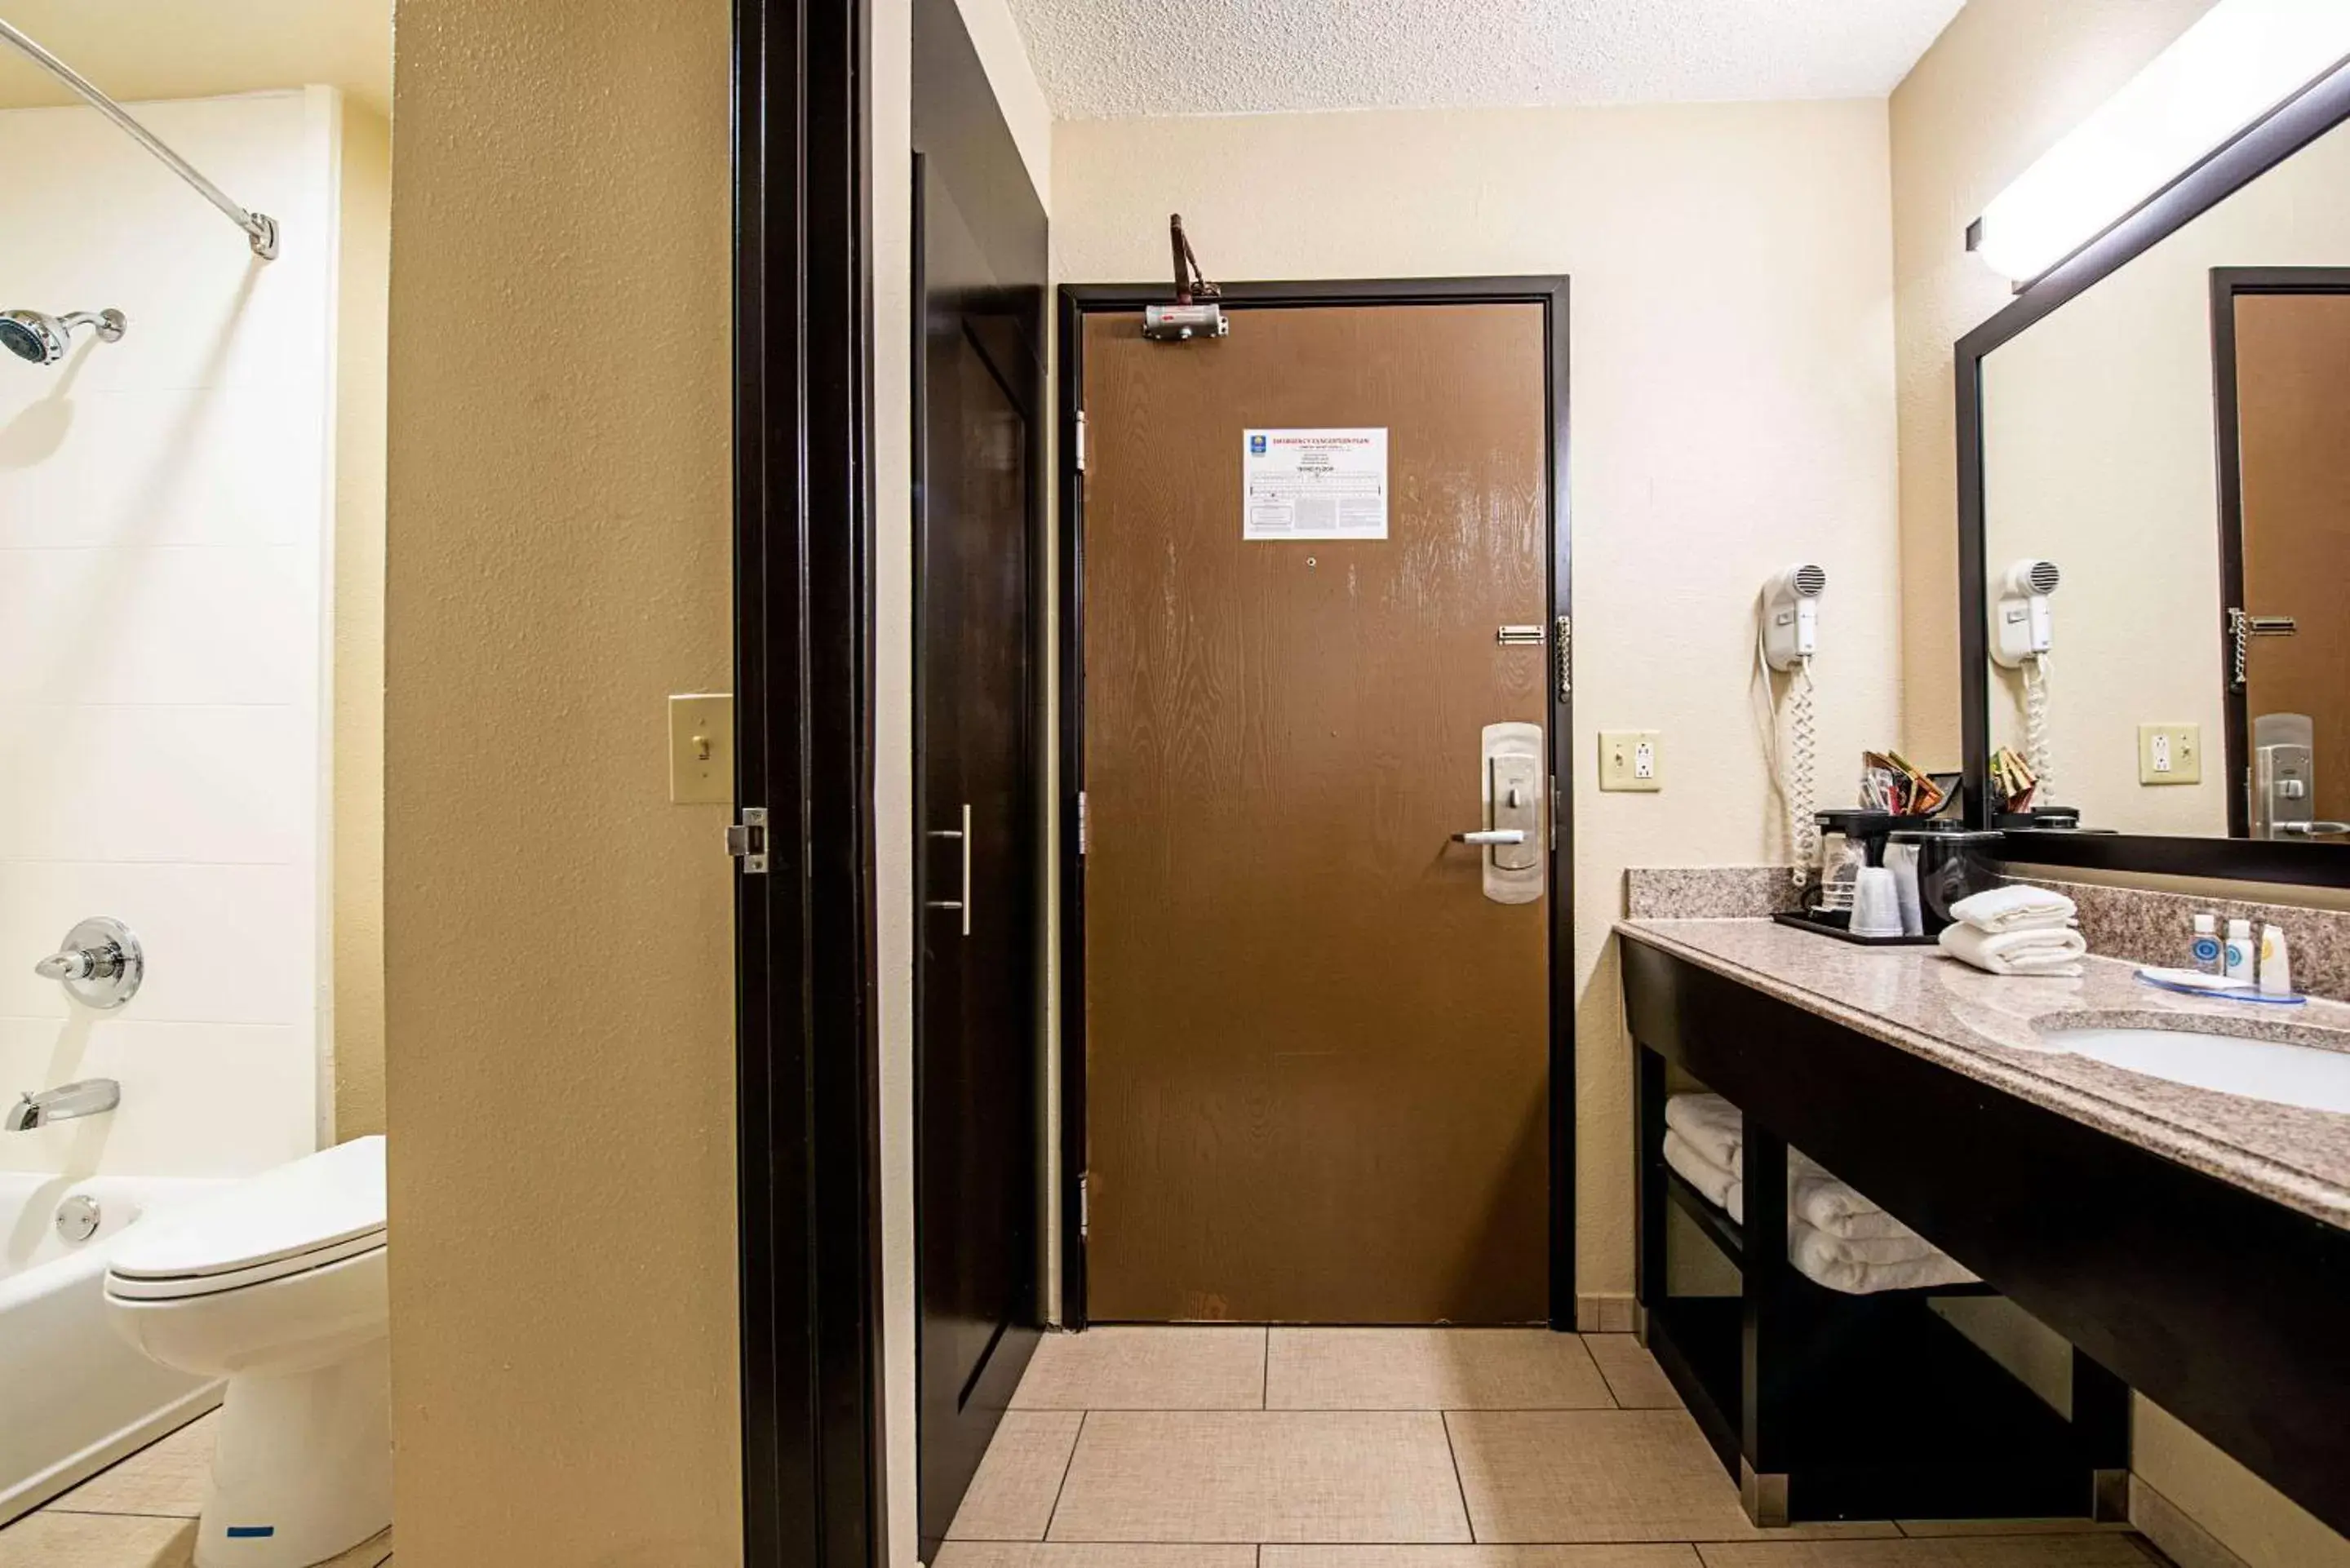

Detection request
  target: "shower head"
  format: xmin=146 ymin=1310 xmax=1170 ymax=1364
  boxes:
xmin=0 ymin=308 xmax=126 ymax=366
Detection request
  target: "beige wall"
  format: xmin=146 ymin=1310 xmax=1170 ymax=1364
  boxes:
xmin=1891 ymin=0 xmax=2217 ymax=770
xmin=1980 ymin=119 xmax=2350 ymax=836
xmin=1892 ymin=10 xmax=2350 ymax=1563
xmin=1049 ymin=99 xmax=1903 ymax=1318
xmin=384 ymin=1 xmax=741 ymax=1563
xmin=334 ymin=99 xmax=390 ymax=1141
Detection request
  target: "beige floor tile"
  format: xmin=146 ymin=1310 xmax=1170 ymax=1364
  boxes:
xmin=0 ymin=1511 xmax=197 ymax=1567
xmin=949 ymin=1411 xmax=1087 ymax=1541
xmin=1266 ymin=1331 xmax=1614 ymax=1411
xmin=1580 ymin=1337 xmax=1683 ymax=1411
xmin=1693 ymin=1537 xmax=2156 ymax=1566
xmin=47 ymin=1412 xmax=219 ymax=1518
xmin=938 ymin=1545 xmax=1257 ymax=1568
xmin=1048 ymin=1411 xmax=1470 ymax=1544
xmin=1267 ymin=1548 xmax=1704 ymax=1568
xmin=1446 ymin=1411 xmax=1900 ymax=1544
xmin=1013 ymin=1328 xmax=1268 ymax=1411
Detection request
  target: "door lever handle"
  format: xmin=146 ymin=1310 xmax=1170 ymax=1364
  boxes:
xmin=1452 ymin=829 xmax=1528 ymax=845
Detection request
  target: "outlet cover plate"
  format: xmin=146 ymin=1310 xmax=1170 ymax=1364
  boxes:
xmin=1600 ymin=729 xmax=1663 ymax=792
xmin=2137 ymin=722 xmax=2201 ymax=786
xmin=669 ymin=693 xmax=734 ymax=804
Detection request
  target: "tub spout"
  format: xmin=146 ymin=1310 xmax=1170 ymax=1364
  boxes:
xmin=5 ymin=1079 xmax=120 ymax=1131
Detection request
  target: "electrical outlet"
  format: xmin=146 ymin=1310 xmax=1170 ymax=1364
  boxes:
xmin=1600 ymin=730 xmax=1663 ymax=792
xmin=2137 ymin=722 xmax=2201 ymax=786
xmin=669 ymin=693 xmax=734 ymax=804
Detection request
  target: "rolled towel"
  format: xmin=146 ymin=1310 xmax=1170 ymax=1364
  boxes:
xmin=1938 ymin=921 xmax=2088 ymax=977
xmin=1949 ymin=884 xmax=2077 ymax=933
xmin=1663 ymin=1128 xmax=1743 ymax=1223
xmin=1789 ymin=1220 xmax=1978 ymax=1295
xmin=1664 ymin=1093 xmax=1743 ymax=1175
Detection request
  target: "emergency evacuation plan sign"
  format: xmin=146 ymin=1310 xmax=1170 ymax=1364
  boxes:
xmin=1242 ymin=427 xmax=1389 ymax=541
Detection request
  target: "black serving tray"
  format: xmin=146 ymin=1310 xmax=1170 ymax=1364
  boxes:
xmin=1773 ymin=910 xmax=1940 ymax=946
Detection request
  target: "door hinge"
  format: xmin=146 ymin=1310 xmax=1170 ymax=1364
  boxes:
xmin=1078 ymin=1172 xmax=1089 ymax=1239
xmin=1555 ymin=614 xmax=1572 ymax=701
xmin=1075 ymin=411 xmax=1087 ymax=473
xmin=1075 ymin=790 xmax=1088 ymax=856
xmin=725 ymin=805 xmax=769 ymax=874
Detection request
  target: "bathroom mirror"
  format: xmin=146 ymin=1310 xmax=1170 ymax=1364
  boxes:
xmin=1958 ymin=60 xmax=2350 ymax=887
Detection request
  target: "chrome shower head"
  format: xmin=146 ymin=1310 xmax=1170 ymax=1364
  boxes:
xmin=0 ymin=308 xmax=126 ymax=366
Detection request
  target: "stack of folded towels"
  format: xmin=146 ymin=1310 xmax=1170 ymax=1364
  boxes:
xmin=1661 ymin=1093 xmax=1978 ymax=1295
xmin=1935 ymin=885 xmax=2086 ymax=977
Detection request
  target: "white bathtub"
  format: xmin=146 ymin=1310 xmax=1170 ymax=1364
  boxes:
xmin=0 ymin=1171 xmax=234 ymax=1524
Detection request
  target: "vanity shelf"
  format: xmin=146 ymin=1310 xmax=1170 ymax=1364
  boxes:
xmin=1627 ymin=936 xmax=2131 ymax=1527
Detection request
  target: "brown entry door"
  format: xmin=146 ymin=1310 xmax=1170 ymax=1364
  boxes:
xmin=1080 ymin=301 xmax=1553 ymax=1324
xmin=2232 ymin=290 xmax=2350 ymax=829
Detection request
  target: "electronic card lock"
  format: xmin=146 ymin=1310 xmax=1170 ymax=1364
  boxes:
xmin=1453 ymin=721 xmax=1545 ymax=905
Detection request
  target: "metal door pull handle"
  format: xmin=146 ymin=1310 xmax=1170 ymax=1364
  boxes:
xmin=929 ymin=804 xmax=973 ymax=936
xmin=1453 ymin=829 xmax=1528 ymax=845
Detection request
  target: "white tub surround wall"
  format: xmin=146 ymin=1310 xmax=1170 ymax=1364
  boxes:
xmin=0 ymin=88 xmax=355 ymax=1177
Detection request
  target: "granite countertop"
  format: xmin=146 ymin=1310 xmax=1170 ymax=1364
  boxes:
xmin=1616 ymin=916 xmax=2350 ymax=1233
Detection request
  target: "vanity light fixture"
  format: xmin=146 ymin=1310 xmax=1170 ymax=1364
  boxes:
xmin=1968 ymin=0 xmax=2350 ymax=284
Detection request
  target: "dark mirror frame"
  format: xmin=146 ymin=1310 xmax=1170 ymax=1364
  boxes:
xmin=1957 ymin=54 xmax=2350 ymax=889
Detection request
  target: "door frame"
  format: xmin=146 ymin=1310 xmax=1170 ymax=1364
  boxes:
xmin=1054 ymin=277 xmax=1576 ymax=1331
xmin=732 ymin=0 xmax=887 ymax=1566
xmin=2207 ymin=265 xmax=2350 ymax=839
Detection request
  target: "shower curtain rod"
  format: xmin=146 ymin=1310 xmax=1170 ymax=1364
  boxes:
xmin=0 ymin=16 xmax=278 ymax=259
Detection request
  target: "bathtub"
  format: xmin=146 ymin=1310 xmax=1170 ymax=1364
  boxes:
xmin=1 ymin=1171 xmax=234 ymax=1524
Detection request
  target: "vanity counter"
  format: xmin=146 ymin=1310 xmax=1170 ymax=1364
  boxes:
xmin=1616 ymin=917 xmax=2350 ymax=1232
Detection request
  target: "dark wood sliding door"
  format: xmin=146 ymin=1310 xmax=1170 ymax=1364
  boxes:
xmin=911 ymin=0 xmax=1047 ymax=1550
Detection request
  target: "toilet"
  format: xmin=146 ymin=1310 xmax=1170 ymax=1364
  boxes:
xmin=104 ymin=1136 xmax=388 ymax=1568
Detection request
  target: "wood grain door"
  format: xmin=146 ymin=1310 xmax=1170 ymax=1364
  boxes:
xmin=1079 ymin=302 xmax=1552 ymax=1324
xmin=2233 ymin=291 xmax=2350 ymax=826
xmin=911 ymin=0 xmax=1048 ymax=1537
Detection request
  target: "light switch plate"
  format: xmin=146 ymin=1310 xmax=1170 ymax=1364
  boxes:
xmin=669 ymin=693 xmax=734 ymax=804
xmin=1599 ymin=730 xmax=1662 ymax=792
xmin=2138 ymin=722 xmax=2201 ymax=786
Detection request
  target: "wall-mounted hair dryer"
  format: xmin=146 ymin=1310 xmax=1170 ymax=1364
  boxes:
xmin=1762 ymin=563 xmax=1828 ymax=672
xmin=1758 ymin=565 xmax=1828 ymax=883
xmin=1991 ymin=559 xmax=2060 ymax=667
xmin=1992 ymin=559 xmax=2061 ymax=804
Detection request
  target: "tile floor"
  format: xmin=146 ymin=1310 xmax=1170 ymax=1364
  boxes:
xmin=938 ymin=1328 xmax=2166 ymax=1568
xmin=0 ymin=1411 xmax=392 ymax=1568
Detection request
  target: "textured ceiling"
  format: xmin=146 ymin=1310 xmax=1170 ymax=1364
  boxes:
xmin=0 ymin=0 xmax=388 ymax=113
xmin=1007 ymin=0 xmax=1966 ymax=118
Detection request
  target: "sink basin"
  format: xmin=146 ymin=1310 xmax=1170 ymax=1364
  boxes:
xmin=2041 ymin=1026 xmax=2350 ymax=1114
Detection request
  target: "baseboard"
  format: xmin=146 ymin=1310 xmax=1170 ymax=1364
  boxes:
xmin=1575 ymin=1293 xmax=1636 ymax=1333
xmin=2133 ymin=1476 xmax=2255 ymax=1568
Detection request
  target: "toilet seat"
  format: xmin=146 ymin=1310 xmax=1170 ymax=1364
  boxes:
xmin=106 ymin=1136 xmax=385 ymax=1304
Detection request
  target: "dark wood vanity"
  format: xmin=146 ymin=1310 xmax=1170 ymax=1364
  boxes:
xmin=1621 ymin=921 xmax=2350 ymax=1535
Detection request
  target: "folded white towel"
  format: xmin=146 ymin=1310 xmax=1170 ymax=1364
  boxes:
xmin=1938 ymin=922 xmax=2088 ymax=977
xmin=1789 ymin=1220 xmax=1979 ymax=1294
xmin=1664 ymin=1128 xmax=1743 ymax=1222
xmin=1664 ymin=1093 xmax=1743 ymax=1175
xmin=1790 ymin=1163 xmax=1925 ymax=1242
xmin=1949 ymin=884 xmax=2077 ymax=933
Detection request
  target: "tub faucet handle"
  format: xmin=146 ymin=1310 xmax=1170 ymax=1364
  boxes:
xmin=35 ymin=948 xmax=100 ymax=981
xmin=32 ymin=918 xmax=143 ymax=1009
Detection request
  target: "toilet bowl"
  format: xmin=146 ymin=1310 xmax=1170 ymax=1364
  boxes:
xmin=104 ymin=1136 xmax=388 ymax=1568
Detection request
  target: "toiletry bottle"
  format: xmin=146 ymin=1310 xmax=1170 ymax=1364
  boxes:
xmin=2259 ymin=924 xmax=2294 ymax=997
xmin=2191 ymin=914 xmax=2223 ymax=975
xmin=2225 ymin=918 xmax=2256 ymax=981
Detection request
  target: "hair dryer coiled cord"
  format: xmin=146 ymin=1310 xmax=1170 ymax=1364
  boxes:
xmin=1786 ymin=655 xmax=1819 ymax=882
xmin=2023 ymin=650 xmax=2053 ymax=804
